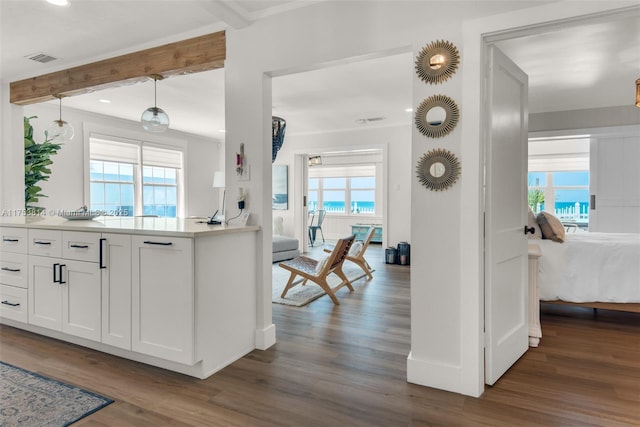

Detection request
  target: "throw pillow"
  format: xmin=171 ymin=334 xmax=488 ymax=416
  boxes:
xmin=536 ymin=211 xmax=565 ymax=243
xmin=349 ymin=241 xmax=363 ymax=257
xmin=527 ymin=207 xmax=542 ymax=240
xmin=315 ymin=255 xmax=330 ymax=274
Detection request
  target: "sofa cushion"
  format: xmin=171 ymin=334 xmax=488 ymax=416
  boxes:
xmin=273 ymin=235 xmax=299 ymax=252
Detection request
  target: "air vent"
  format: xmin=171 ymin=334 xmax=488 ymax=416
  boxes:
xmin=25 ymin=53 xmax=58 ymax=64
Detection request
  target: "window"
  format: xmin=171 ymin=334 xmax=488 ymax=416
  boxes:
xmin=89 ymin=134 xmax=184 ymax=217
xmin=90 ymin=161 xmax=134 ymax=215
xmin=308 ymin=165 xmax=377 ymax=215
xmin=528 ymin=170 xmax=589 ymax=222
xmin=528 ymin=136 xmax=590 ymax=226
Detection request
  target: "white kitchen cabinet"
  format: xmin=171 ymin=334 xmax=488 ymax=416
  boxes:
xmin=1 ymin=227 xmax=29 ymax=322
xmin=1 ymin=217 xmax=259 ymax=379
xmin=101 ymin=233 xmax=132 ymax=349
xmin=28 ymin=255 xmax=101 ymax=341
xmin=132 ymin=235 xmax=194 ymax=364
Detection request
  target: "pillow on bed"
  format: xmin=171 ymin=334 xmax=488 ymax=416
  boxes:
xmin=536 ymin=211 xmax=565 ymax=243
xmin=527 ymin=207 xmax=542 ymax=240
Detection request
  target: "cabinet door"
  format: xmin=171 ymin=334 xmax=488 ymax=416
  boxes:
xmin=62 ymin=259 xmax=101 ymax=341
xmin=101 ymin=233 xmax=132 ymax=349
xmin=28 ymin=255 xmax=61 ymax=330
xmin=132 ymin=235 xmax=194 ymax=364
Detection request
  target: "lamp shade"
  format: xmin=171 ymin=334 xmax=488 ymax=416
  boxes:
xmin=46 ymin=119 xmax=74 ymax=142
xmin=212 ymin=171 xmax=225 ymax=188
xmin=141 ymin=107 xmax=170 ymax=132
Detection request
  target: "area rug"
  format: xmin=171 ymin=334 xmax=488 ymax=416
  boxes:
xmin=272 ymin=261 xmax=373 ymax=306
xmin=0 ymin=361 xmax=113 ymax=426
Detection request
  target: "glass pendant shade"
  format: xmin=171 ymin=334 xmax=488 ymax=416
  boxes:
xmin=47 ymin=96 xmax=74 ymax=142
xmin=46 ymin=119 xmax=74 ymax=141
xmin=141 ymin=106 xmax=170 ymax=132
xmin=141 ymin=74 xmax=169 ymax=132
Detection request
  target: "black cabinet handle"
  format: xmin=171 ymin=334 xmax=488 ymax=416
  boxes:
xmin=524 ymin=226 xmax=535 ymax=235
xmin=1 ymin=267 xmax=21 ymax=272
xmin=1 ymin=300 xmax=20 ymax=307
xmin=70 ymin=244 xmax=89 ymax=249
xmin=143 ymin=241 xmax=173 ymax=246
xmin=99 ymin=238 xmax=107 ymax=269
xmin=34 ymin=241 xmax=52 ymax=245
xmin=59 ymin=264 xmax=66 ymax=284
xmin=2 ymin=238 xmax=19 ymax=242
xmin=53 ymin=263 xmax=60 ymax=283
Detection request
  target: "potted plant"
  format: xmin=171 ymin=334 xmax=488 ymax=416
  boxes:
xmin=24 ymin=116 xmax=62 ymax=213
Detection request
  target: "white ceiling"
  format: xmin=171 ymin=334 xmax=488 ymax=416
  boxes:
xmin=1 ymin=1 xmax=638 ymax=140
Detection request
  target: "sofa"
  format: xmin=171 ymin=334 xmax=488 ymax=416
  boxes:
xmin=272 ymin=216 xmax=300 ymax=262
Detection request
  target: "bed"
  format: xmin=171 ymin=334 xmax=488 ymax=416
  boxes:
xmin=536 ymin=232 xmax=640 ymax=312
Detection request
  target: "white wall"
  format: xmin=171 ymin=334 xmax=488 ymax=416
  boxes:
xmin=272 ymin=124 xmax=411 ymax=247
xmin=22 ymin=103 xmax=221 ymax=216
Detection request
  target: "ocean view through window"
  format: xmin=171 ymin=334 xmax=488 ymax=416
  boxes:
xmin=308 ymin=164 xmax=376 ymax=215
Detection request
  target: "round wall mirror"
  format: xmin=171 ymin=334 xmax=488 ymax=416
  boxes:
xmin=416 ymin=148 xmax=461 ymax=191
xmin=430 ymin=162 xmax=446 ymax=178
xmin=426 ymin=106 xmax=446 ymax=125
xmin=415 ymin=40 xmax=460 ymax=85
xmin=415 ymin=95 xmax=460 ymax=138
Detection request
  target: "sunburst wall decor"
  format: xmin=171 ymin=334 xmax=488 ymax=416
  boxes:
xmin=415 ymin=40 xmax=460 ymax=85
xmin=415 ymin=94 xmax=459 ymax=138
xmin=416 ymin=148 xmax=461 ymax=191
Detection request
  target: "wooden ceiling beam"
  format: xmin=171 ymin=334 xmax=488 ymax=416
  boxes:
xmin=10 ymin=31 xmax=226 ymax=106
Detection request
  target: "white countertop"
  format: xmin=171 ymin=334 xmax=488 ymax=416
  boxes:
xmin=0 ymin=215 xmax=259 ymax=238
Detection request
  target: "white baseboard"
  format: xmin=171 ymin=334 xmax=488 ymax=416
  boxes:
xmin=407 ymin=351 xmax=468 ymax=396
xmin=255 ymin=323 xmax=276 ymax=350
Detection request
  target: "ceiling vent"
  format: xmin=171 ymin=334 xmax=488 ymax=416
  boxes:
xmin=25 ymin=53 xmax=58 ymax=64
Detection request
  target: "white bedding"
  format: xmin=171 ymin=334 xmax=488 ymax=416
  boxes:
xmin=537 ymin=232 xmax=640 ymax=303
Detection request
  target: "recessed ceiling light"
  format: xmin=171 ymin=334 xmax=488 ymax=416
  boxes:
xmin=219 ymin=129 xmax=226 ymax=133
xmin=405 ymin=108 xmax=413 ymax=112
xmin=99 ymin=99 xmax=111 ymax=104
xmin=46 ymin=0 xmax=69 ymax=6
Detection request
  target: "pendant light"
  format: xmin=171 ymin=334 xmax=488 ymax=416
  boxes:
xmin=46 ymin=95 xmax=74 ymax=142
xmin=141 ymin=74 xmax=170 ymax=132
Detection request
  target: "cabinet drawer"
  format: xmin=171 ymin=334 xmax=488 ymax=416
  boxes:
xmin=0 ymin=227 xmax=28 ymax=254
xmin=0 ymin=284 xmax=28 ymax=323
xmin=63 ymin=231 xmax=101 ymax=263
xmin=28 ymin=229 xmax=62 ymax=257
xmin=0 ymin=252 xmax=28 ymax=288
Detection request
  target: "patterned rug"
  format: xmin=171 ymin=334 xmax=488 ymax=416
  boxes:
xmin=272 ymin=260 xmax=373 ymax=306
xmin=0 ymin=361 xmax=113 ymax=426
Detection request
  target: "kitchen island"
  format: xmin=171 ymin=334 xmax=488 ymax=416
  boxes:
xmin=0 ymin=215 xmax=260 ymax=379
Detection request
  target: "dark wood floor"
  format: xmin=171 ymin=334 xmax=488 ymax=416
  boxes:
xmin=1 ymin=243 xmax=639 ymax=426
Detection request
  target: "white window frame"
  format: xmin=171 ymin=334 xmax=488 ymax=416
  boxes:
xmin=309 ymin=164 xmax=377 ymax=216
xmin=84 ymin=124 xmax=186 ymax=217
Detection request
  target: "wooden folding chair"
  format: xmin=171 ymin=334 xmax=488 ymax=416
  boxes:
xmin=325 ymin=225 xmax=375 ymax=280
xmin=278 ymin=234 xmax=355 ymax=305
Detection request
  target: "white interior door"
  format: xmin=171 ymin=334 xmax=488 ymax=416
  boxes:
xmin=484 ymin=45 xmax=529 ymax=385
